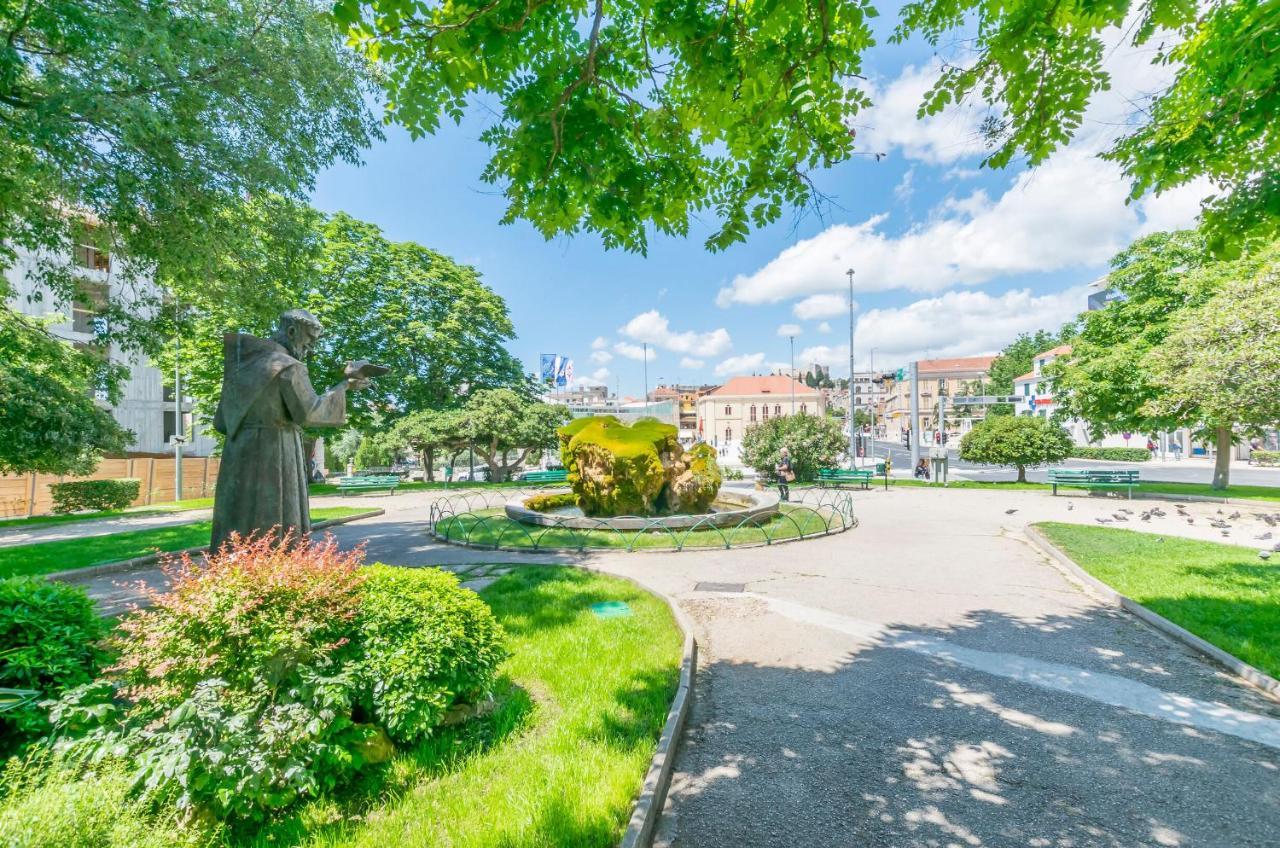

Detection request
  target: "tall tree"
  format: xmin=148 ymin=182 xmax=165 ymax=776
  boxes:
xmin=1050 ymin=230 xmax=1218 ymax=440
xmin=1 ymin=0 xmax=378 ymax=349
xmin=1144 ymin=240 xmax=1280 ymax=488
xmin=391 ymin=409 xmax=468 ymax=482
xmin=986 ymin=328 xmax=1074 ymax=416
xmin=156 ymin=200 xmax=525 ymax=434
xmin=459 ymin=389 xmax=572 ymax=482
xmin=0 ymin=310 xmax=131 ymax=474
xmin=959 ymin=416 xmax=1073 ymax=483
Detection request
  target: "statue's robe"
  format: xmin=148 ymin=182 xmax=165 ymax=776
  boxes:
xmin=210 ymin=334 xmax=346 ymax=551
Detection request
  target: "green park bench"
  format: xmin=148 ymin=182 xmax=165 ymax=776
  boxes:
xmin=816 ymin=468 xmax=876 ymax=490
xmin=519 ymin=469 xmax=568 ymax=484
xmin=335 ymin=474 xmax=401 ymax=495
xmin=1047 ymin=468 xmax=1140 ymax=499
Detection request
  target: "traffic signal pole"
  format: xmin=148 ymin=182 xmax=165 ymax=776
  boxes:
xmin=909 ymin=360 xmax=920 ymax=471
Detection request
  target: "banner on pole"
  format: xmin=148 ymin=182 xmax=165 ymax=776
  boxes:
xmin=540 ymin=354 xmax=574 ymax=387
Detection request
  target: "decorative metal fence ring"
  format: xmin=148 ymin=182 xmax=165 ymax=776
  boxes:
xmin=621 ymin=518 xmax=681 ymax=553
xmin=531 ymin=516 xmax=588 ymax=553
xmin=775 ymin=506 xmax=820 ymax=540
xmin=676 ymin=515 xmax=731 ymax=551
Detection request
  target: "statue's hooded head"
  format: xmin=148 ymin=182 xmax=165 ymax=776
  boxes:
xmin=273 ymin=309 xmax=323 ymax=360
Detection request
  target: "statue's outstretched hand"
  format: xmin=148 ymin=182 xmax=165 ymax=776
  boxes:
xmin=344 ymin=360 xmax=388 ymax=391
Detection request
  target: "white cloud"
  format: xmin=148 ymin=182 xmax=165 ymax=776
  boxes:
xmin=817 ymin=321 xmax=832 ymax=334
xmin=798 ymin=344 xmax=849 ymax=370
xmin=591 ymin=336 xmax=608 ymax=350
xmin=852 ymin=286 xmax=1088 ymax=368
xmin=619 ymin=310 xmax=732 ymax=357
xmin=572 ymin=367 xmax=611 ymax=387
xmin=856 ymin=61 xmax=992 ymax=165
xmin=614 ymin=342 xmax=656 ymax=362
xmin=714 ymin=352 xmax=766 ymax=377
xmin=792 ymin=294 xmax=851 ymax=319
xmin=590 ymin=350 xmax=613 ymax=364
xmin=679 ymin=357 xmax=705 ymax=369
xmin=777 ymin=323 xmax=802 ymax=337
xmin=717 ymin=144 xmax=1208 ymax=307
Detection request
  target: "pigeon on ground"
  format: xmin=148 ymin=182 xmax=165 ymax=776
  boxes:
xmin=1005 ymin=508 xmax=1018 ymax=514
xmin=1118 ymin=508 xmax=1133 ymax=515
xmin=1186 ymin=518 xmax=1195 ymax=525
xmin=1228 ymin=511 xmax=1241 ymax=520
xmin=1067 ymin=502 xmax=1075 ymax=511
xmin=1260 ymin=550 xmax=1272 ymax=561
xmin=1255 ymin=532 xmax=1273 ymax=541
xmin=1096 ymin=517 xmax=1113 ymax=524
xmin=1113 ymin=513 xmax=1129 ymax=522
xmin=1174 ymin=503 xmax=1188 ymax=508
xmin=1140 ymin=511 xmax=1152 ymax=522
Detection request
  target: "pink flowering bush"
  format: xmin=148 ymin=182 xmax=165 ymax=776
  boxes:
xmin=51 ymin=534 xmax=507 ymax=822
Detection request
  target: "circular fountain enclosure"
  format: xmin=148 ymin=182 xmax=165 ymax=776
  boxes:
xmin=505 ymin=486 xmax=780 ymax=530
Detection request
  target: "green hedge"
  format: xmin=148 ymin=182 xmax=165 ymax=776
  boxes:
xmin=1068 ymin=447 xmax=1151 ymax=462
xmin=49 ymin=479 xmax=140 ymax=514
xmin=524 ymin=492 xmax=577 ymax=512
xmin=1253 ymin=450 xmax=1280 ymax=467
xmin=0 ymin=578 xmax=110 ymax=755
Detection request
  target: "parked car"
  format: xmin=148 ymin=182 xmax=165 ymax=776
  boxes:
xmin=451 ymin=467 xmax=490 ymax=482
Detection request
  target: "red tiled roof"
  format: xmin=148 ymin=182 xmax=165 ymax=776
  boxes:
xmin=916 ymin=355 xmax=997 ymax=374
xmin=1013 ymin=370 xmax=1036 ymax=382
xmin=709 ymin=375 xmax=818 ymax=396
xmin=1038 ymin=344 xmax=1073 ymax=358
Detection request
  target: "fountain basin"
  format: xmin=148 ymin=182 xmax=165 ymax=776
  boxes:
xmin=504 ymin=487 xmax=780 ymax=530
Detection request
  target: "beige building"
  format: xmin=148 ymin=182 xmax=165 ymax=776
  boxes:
xmin=880 ymin=355 xmax=996 ymax=444
xmin=695 ymin=376 xmax=823 ymax=460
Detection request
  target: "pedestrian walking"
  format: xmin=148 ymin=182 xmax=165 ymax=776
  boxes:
xmin=1146 ymin=437 xmax=1157 ymax=460
xmin=775 ymin=448 xmax=795 ymax=501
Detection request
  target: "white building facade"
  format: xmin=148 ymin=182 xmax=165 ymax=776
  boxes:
xmin=4 ymin=243 xmax=216 ymax=456
xmin=695 ymin=376 xmax=823 ymax=465
xmin=1013 ymin=345 xmax=1133 ymax=448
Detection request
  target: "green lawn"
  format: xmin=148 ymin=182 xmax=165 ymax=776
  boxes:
xmin=0 ymin=497 xmax=218 ymax=531
xmin=0 ymin=507 xmax=366 ymax=578
xmin=310 ymin=480 xmax=533 ymax=497
xmin=849 ymin=477 xmax=1280 ymax=502
xmin=236 ymin=565 xmax=682 ymax=848
xmin=435 ymin=504 xmax=844 ymax=550
xmin=1035 ymin=522 xmax=1280 ymax=679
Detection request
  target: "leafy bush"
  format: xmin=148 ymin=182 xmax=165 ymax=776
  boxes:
xmin=47 ymin=536 xmax=508 ymax=823
xmin=739 ymin=413 xmax=848 ymax=483
xmin=723 ymin=466 xmax=745 ymax=481
xmin=1253 ymin=449 xmax=1280 ymax=467
xmin=1069 ymin=446 xmax=1151 ymax=462
xmin=49 ymin=479 xmax=140 ymax=514
xmin=358 ymin=565 xmax=507 ymax=743
xmin=960 ymin=416 xmax=1073 ymax=482
xmin=0 ymin=755 xmax=206 ymax=848
xmin=524 ymin=492 xmax=577 ymax=512
xmin=0 ymin=578 xmax=109 ymax=755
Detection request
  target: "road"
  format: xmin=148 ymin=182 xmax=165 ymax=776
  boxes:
xmin=867 ymin=443 xmax=1280 ymax=486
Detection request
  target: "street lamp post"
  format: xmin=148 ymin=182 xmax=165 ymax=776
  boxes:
xmin=643 ymin=341 xmax=649 ymax=406
xmin=846 ymin=268 xmax=856 ymax=468
xmin=869 ymin=346 xmax=878 ymax=463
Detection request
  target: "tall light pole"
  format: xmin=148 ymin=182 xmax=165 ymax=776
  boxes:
xmin=642 ymin=341 xmax=649 ymax=406
xmin=846 ymin=268 xmax=857 ymax=468
xmin=869 ymin=346 xmax=878 ymax=463
xmin=789 ymin=334 xmax=796 ymax=414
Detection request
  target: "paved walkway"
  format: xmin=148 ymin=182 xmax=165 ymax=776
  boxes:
xmin=0 ymin=509 xmax=215 ymax=548
xmin=68 ymin=487 xmax=1280 ymax=845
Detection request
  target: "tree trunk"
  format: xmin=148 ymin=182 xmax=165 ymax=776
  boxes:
xmin=1016 ymin=464 xmax=1026 ymax=483
xmin=425 ymin=446 xmax=435 ymax=482
xmin=1212 ymin=426 xmax=1232 ymax=490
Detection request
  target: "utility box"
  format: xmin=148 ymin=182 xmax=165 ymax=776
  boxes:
xmin=928 ymin=445 xmax=949 ymax=485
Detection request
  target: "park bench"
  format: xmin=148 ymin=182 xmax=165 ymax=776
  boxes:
xmin=816 ymin=468 xmax=876 ymax=490
xmin=1047 ymin=468 xmax=1139 ymax=499
xmin=335 ymin=474 xmax=401 ymax=495
xmin=518 ymin=469 xmax=568 ymax=484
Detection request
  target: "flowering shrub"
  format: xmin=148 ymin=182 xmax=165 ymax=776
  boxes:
xmin=0 ymin=577 xmax=109 ymax=755
xmin=49 ymin=534 xmax=508 ymax=822
xmin=359 ymin=566 xmax=508 ymax=743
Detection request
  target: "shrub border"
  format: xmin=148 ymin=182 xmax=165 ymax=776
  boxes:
xmin=44 ymin=509 xmax=385 ymax=583
xmin=1024 ymin=524 xmax=1280 ymax=701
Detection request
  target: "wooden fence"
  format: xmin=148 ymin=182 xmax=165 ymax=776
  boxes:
xmin=0 ymin=456 xmax=221 ymax=518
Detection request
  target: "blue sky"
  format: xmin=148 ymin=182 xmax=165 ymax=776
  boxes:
xmin=310 ymin=8 xmax=1203 ymax=398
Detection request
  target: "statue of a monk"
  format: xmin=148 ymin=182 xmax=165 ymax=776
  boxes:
xmin=210 ymin=309 xmax=367 ymax=550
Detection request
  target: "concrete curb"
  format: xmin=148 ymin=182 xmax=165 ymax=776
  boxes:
xmin=1024 ymin=524 xmax=1280 ymax=701
xmin=617 ymin=581 xmax=696 ymax=848
xmin=46 ymin=509 xmax=386 ymax=583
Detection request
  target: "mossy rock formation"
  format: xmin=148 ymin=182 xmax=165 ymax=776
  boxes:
xmin=557 ymin=416 xmax=722 ymax=516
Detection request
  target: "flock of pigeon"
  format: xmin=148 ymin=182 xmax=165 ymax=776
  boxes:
xmin=1083 ymin=500 xmax=1280 ymax=560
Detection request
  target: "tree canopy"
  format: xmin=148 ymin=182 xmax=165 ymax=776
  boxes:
xmin=0 ymin=311 xmax=132 ymax=475
xmin=155 ymin=200 xmax=525 ymax=434
xmin=338 ymin=0 xmax=1276 ymax=255
xmin=958 ymin=415 xmax=1072 ymax=483
xmin=0 ymin=0 xmax=378 ymax=323
xmin=986 ymin=328 xmax=1075 ymax=416
xmin=458 ymin=389 xmax=572 ymax=481
xmin=740 ymin=413 xmax=848 ymax=482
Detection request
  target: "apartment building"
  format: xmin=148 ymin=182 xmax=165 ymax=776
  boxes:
xmin=695 ymin=375 xmax=823 ymax=462
xmin=4 ymin=243 xmax=216 ymax=456
xmin=880 ymin=355 xmax=997 ymax=444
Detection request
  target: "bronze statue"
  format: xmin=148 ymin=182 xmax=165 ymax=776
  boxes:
xmin=210 ymin=309 xmax=381 ymax=550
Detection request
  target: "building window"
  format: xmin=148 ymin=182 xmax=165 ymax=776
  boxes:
xmin=1023 ymin=384 xmax=1030 ymax=396
xmin=749 ymin=404 xmax=757 ymax=422
xmin=774 ymin=404 xmax=781 ymax=417
xmin=163 ymin=410 xmax=177 ymax=443
xmin=724 ymin=404 xmax=732 ymax=415
xmin=71 ymin=280 xmax=108 ymax=334
xmin=800 ymin=403 xmax=807 ymax=414
xmin=73 ymin=244 xmax=110 ymax=272
xmin=725 ymin=426 xmax=732 ymax=442
xmin=761 ymin=405 xmax=769 ymax=420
